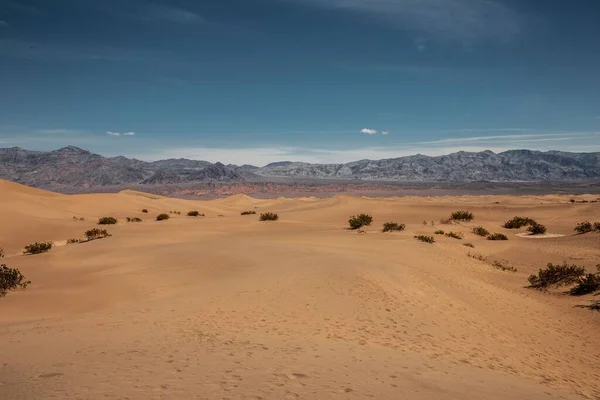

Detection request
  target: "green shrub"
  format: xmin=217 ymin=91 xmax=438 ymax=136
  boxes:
xmin=156 ymin=213 xmax=170 ymax=221
xmin=260 ymin=212 xmax=279 ymax=221
xmin=348 ymin=214 xmax=373 ymax=230
xmin=187 ymin=211 xmax=200 ymax=217
xmin=414 ymin=235 xmax=435 ymax=244
xmin=528 ymin=263 xmax=586 ymax=289
xmin=23 ymin=242 xmax=52 ymax=255
xmin=503 ymin=216 xmax=536 ymax=229
xmin=85 ymin=228 xmax=111 ymax=241
xmin=98 ymin=217 xmax=117 ymax=225
xmin=127 ymin=217 xmax=142 ymax=222
xmin=142 ymin=209 xmax=148 ymax=213
xmin=463 ymin=243 xmax=474 ymax=248
xmin=241 ymin=211 xmax=257 ymax=215
xmin=445 ymin=231 xmax=463 ymax=240
xmin=1 ymin=264 xmax=31 ymax=297
xmin=382 ymin=222 xmax=405 ymax=232
xmin=527 ymin=223 xmax=547 ymax=235
xmin=434 ymin=230 xmax=445 ymax=235
xmin=472 ymin=226 xmax=489 ymax=237
xmin=487 ymin=233 xmax=508 ymax=241
xmin=574 ymin=221 xmax=593 ymax=234
xmin=450 ymin=210 xmax=473 ymax=221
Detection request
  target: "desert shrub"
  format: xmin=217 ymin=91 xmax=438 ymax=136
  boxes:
xmin=98 ymin=217 xmax=117 ymax=225
xmin=570 ymin=273 xmax=600 ymax=296
xmin=490 ymin=260 xmax=517 ymax=273
xmin=463 ymin=243 xmax=474 ymax=248
xmin=23 ymin=242 xmax=52 ymax=255
xmin=487 ymin=233 xmax=508 ymax=241
xmin=439 ymin=217 xmax=453 ymax=225
xmin=169 ymin=211 xmax=181 ymax=215
xmin=67 ymin=238 xmax=82 ymax=244
xmin=528 ymin=263 xmax=586 ymax=289
xmin=156 ymin=213 xmax=170 ymax=221
xmin=348 ymin=214 xmax=372 ymax=230
xmin=445 ymin=231 xmax=463 ymax=240
xmin=0 ymin=247 xmax=3 ymax=258
xmin=1 ymin=264 xmax=31 ymax=297
xmin=382 ymin=222 xmax=405 ymax=232
xmin=594 ymin=222 xmax=600 ymax=231
xmin=187 ymin=211 xmax=200 ymax=217
xmin=142 ymin=209 xmax=148 ymax=213
xmin=260 ymin=212 xmax=279 ymax=221
xmin=85 ymin=228 xmax=110 ymax=241
xmin=503 ymin=216 xmax=536 ymax=229
xmin=527 ymin=223 xmax=547 ymax=235
xmin=450 ymin=210 xmax=473 ymax=222
xmin=434 ymin=230 xmax=445 ymax=235
xmin=422 ymin=220 xmax=428 ymax=226
xmin=241 ymin=211 xmax=257 ymax=215
xmin=414 ymin=235 xmax=435 ymax=244
xmin=472 ymin=226 xmax=489 ymax=237
xmin=574 ymin=221 xmax=593 ymax=234
xmin=127 ymin=217 xmax=142 ymax=222
xmin=468 ymin=252 xmax=486 ymax=261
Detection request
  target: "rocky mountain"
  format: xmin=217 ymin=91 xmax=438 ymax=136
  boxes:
xmin=1 ymin=146 xmax=599 ymax=191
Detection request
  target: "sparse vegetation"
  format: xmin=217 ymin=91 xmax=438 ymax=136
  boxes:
xmin=348 ymin=214 xmax=373 ymax=230
xmin=450 ymin=210 xmax=474 ymax=222
xmin=260 ymin=212 xmax=279 ymax=221
xmin=422 ymin=220 xmax=428 ymax=226
xmin=98 ymin=217 xmax=118 ymax=225
xmin=156 ymin=213 xmax=170 ymax=221
xmin=594 ymin=222 xmax=600 ymax=232
xmin=0 ymin=247 xmax=3 ymax=258
xmin=444 ymin=231 xmax=463 ymax=240
xmin=490 ymin=260 xmax=517 ymax=273
xmin=382 ymin=222 xmax=405 ymax=232
xmin=1 ymin=264 xmax=31 ymax=297
xmin=503 ymin=216 xmax=536 ymax=229
xmin=187 ymin=211 xmax=200 ymax=217
xmin=463 ymin=243 xmax=474 ymax=248
xmin=570 ymin=271 xmax=600 ymax=296
xmin=142 ymin=209 xmax=148 ymax=213
xmin=574 ymin=221 xmax=593 ymax=234
xmin=527 ymin=223 xmax=547 ymax=235
xmin=439 ymin=217 xmax=453 ymax=225
xmin=472 ymin=226 xmax=490 ymax=237
xmin=72 ymin=216 xmax=85 ymax=221
xmin=23 ymin=242 xmax=52 ymax=255
xmin=487 ymin=233 xmax=508 ymax=241
xmin=241 ymin=211 xmax=257 ymax=215
xmin=414 ymin=235 xmax=435 ymax=244
xmin=85 ymin=228 xmax=111 ymax=241
xmin=127 ymin=217 xmax=142 ymax=222
xmin=67 ymin=238 xmax=83 ymax=244
xmin=169 ymin=211 xmax=181 ymax=215
xmin=467 ymin=252 xmax=486 ymax=261
xmin=434 ymin=230 xmax=445 ymax=235
xmin=528 ymin=263 xmax=586 ymax=289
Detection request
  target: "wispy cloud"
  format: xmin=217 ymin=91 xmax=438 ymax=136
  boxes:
xmin=285 ymin=0 xmax=522 ymax=46
xmin=106 ymin=131 xmax=121 ymax=137
xmin=381 ymin=130 xmax=390 ymax=135
xmin=123 ymin=132 xmax=136 ymax=136
xmin=361 ymin=128 xmax=378 ymax=135
xmin=419 ymin=132 xmax=600 ymax=145
xmin=106 ymin=131 xmax=136 ymax=137
xmin=36 ymin=128 xmax=89 ymax=135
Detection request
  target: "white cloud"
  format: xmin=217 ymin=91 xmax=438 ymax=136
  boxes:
xmin=123 ymin=132 xmax=136 ymax=136
xmin=381 ymin=130 xmax=390 ymax=135
xmin=107 ymin=131 xmax=136 ymax=137
xmin=361 ymin=128 xmax=378 ymax=135
xmin=106 ymin=131 xmax=121 ymax=136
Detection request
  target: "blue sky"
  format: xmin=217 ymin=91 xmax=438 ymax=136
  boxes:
xmin=1 ymin=0 xmax=600 ymax=165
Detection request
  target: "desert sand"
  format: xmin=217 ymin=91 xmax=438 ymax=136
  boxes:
xmin=1 ymin=179 xmax=599 ymax=400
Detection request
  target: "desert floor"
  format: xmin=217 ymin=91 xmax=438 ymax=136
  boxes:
xmin=1 ymin=179 xmax=599 ymax=400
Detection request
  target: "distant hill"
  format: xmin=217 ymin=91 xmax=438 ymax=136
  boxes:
xmin=1 ymin=146 xmax=599 ymax=191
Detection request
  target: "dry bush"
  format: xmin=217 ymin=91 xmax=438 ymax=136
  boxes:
xmin=490 ymin=260 xmax=517 ymax=273
xmin=348 ymin=214 xmax=372 ymax=230
xmin=67 ymin=238 xmax=83 ymax=244
xmin=127 ymin=217 xmax=142 ymax=222
xmin=472 ymin=226 xmax=490 ymax=237
xmin=594 ymin=222 xmax=600 ymax=231
xmin=23 ymin=242 xmax=52 ymax=255
xmin=434 ymin=230 xmax=445 ymax=235
xmin=241 ymin=211 xmax=256 ymax=215
xmin=98 ymin=217 xmax=118 ymax=225
xmin=527 ymin=223 xmax=547 ymax=235
xmin=187 ymin=211 xmax=201 ymax=217
xmin=382 ymin=222 xmax=405 ymax=232
xmin=414 ymin=235 xmax=435 ymax=244
xmin=156 ymin=213 xmax=170 ymax=221
xmin=445 ymin=231 xmax=463 ymax=240
xmin=450 ymin=210 xmax=474 ymax=222
xmin=0 ymin=247 xmax=3 ymax=258
xmin=85 ymin=228 xmax=111 ymax=241
xmin=463 ymin=243 xmax=474 ymax=248
xmin=260 ymin=212 xmax=279 ymax=221
xmin=528 ymin=263 xmax=586 ymax=289
xmin=487 ymin=233 xmax=508 ymax=241
xmin=142 ymin=209 xmax=148 ymax=213
xmin=439 ymin=217 xmax=453 ymax=225
xmin=468 ymin=252 xmax=486 ymax=261
xmin=1 ymin=264 xmax=31 ymax=297
xmin=574 ymin=221 xmax=593 ymax=234
xmin=503 ymin=216 xmax=536 ymax=229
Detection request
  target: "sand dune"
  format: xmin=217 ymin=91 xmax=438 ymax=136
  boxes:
xmin=1 ymin=180 xmax=599 ymax=399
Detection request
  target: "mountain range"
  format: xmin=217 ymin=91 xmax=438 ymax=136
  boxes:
xmin=1 ymin=146 xmax=599 ymax=190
